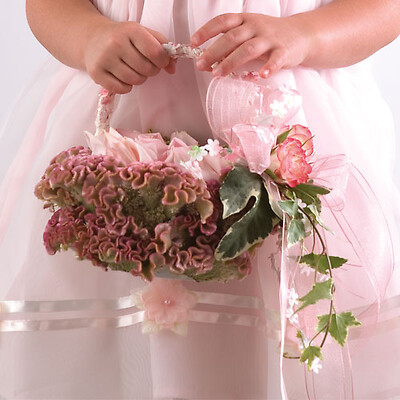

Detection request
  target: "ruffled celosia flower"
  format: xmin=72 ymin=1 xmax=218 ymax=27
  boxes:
xmin=165 ymin=180 xmax=252 ymax=282
xmin=134 ymin=279 xmax=198 ymax=335
xmin=35 ymin=147 xmax=219 ymax=279
xmin=36 ymin=145 xmax=250 ymax=282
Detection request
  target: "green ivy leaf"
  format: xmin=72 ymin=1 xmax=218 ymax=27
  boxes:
xmin=287 ymin=219 xmax=306 ymax=246
xmin=215 ymin=182 xmax=274 ymax=261
xmin=306 ymin=203 xmax=332 ymax=232
xmin=317 ymin=312 xmax=361 ymax=346
xmin=300 ymin=346 xmax=323 ymax=368
xmin=299 ymin=253 xmax=348 ymax=274
xmin=292 ymin=184 xmax=330 ymax=212
xmin=294 ymin=183 xmax=331 ymax=196
xmin=296 ymin=279 xmax=333 ymax=313
xmin=278 ymin=200 xmax=299 ymax=218
xmin=219 ymin=166 xmax=263 ymax=219
xmin=276 ymin=128 xmax=292 ymax=144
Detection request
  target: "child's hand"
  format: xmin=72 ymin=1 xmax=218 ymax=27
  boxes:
xmin=191 ymin=13 xmax=312 ymax=78
xmin=84 ymin=21 xmax=175 ymax=93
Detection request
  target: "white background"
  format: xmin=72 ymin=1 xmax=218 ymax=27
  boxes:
xmin=0 ymin=1 xmax=399 ymax=187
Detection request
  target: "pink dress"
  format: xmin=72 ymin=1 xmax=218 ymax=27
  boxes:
xmin=0 ymin=1 xmax=399 ymax=399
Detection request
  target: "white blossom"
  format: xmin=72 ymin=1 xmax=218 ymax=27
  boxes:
xmin=310 ymin=357 xmax=323 ymax=374
xmin=270 ymin=99 xmax=288 ymax=118
xmin=203 ymin=139 xmax=222 ymax=157
xmin=283 ymin=93 xmax=295 ymax=108
xmin=188 ymin=145 xmax=207 ymax=162
xmin=287 ymin=287 xmax=299 ymax=307
xmin=288 ymin=312 xmax=299 ymax=325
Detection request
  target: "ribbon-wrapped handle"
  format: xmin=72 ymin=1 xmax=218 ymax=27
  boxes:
xmin=94 ymin=43 xmax=204 ymax=136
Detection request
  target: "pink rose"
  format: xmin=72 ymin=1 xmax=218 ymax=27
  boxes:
xmin=274 ymin=137 xmax=312 ymax=187
xmin=285 ymin=124 xmax=313 ymax=157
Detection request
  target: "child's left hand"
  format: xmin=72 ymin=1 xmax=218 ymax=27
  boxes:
xmin=191 ymin=13 xmax=312 ymax=78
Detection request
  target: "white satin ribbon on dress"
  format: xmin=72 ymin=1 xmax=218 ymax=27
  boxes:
xmin=0 ymin=289 xmax=266 ymax=333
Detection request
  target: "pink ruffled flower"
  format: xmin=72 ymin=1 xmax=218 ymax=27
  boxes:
xmin=199 ymin=153 xmax=231 ymax=181
xmin=85 ymin=128 xmax=169 ymax=164
xmin=137 ymin=279 xmax=198 ymax=335
xmin=85 ymin=128 xmax=139 ymax=164
xmin=274 ymin=137 xmax=312 ymax=188
xmin=129 ymin=132 xmax=169 ymax=162
xmin=86 ymin=128 xmax=228 ymax=182
xmin=163 ymin=137 xmax=192 ymax=166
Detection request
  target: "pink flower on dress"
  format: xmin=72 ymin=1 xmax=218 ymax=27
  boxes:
xmin=136 ymin=279 xmax=198 ymax=335
xmin=274 ymin=137 xmax=312 ymax=187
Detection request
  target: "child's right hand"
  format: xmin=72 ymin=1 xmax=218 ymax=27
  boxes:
xmin=83 ymin=21 xmax=175 ymax=93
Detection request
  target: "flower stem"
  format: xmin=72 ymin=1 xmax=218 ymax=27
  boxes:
xmin=297 ymin=205 xmax=335 ymax=349
xmin=283 ymin=353 xmax=301 ymax=360
xmin=319 ymin=300 xmax=334 ymax=348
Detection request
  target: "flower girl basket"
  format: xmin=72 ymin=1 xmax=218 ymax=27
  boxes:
xmin=2 ymin=43 xmax=396 ymax=399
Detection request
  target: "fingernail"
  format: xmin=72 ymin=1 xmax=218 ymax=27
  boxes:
xmin=213 ymin=67 xmax=223 ymax=77
xmin=260 ymin=69 xmax=270 ymax=78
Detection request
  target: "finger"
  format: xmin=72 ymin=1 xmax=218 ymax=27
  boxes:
xmin=131 ymin=28 xmax=170 ymax=69
xmin=106 ymin=60 xmax=147 ymax=86
xmin=196 ymin=25 xmax=254 ymax=71
xmin=95 ymin=70 xmax=134 ymax=94
xmin=212 ymin=38 xmax=269 ymax=76
xmin=146 ymin=27 xmax=169 ymax=44
xmin=259 ymin=48 xmax=288 ymax=78
xmin=191 ymin=13 xmax=244 ymax=46
xmin=121 ymin=46 xmax=160 ymax=77
xmin=164 ymin=58 xmax=177 ymax=74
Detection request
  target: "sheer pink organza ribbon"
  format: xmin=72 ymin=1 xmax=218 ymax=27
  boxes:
xmin=205 ymin=74 xmax=395 ymax=399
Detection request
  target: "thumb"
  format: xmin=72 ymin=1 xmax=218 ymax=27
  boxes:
xmin=146 ymin=27 xmax=170 ymax=45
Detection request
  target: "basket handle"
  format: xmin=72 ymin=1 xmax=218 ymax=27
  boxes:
xmin=94 ymin=43 xmax=204 ymax=136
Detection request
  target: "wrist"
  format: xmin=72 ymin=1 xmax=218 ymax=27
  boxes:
xmin=286 ymin=12 xmax=319 ymax=68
